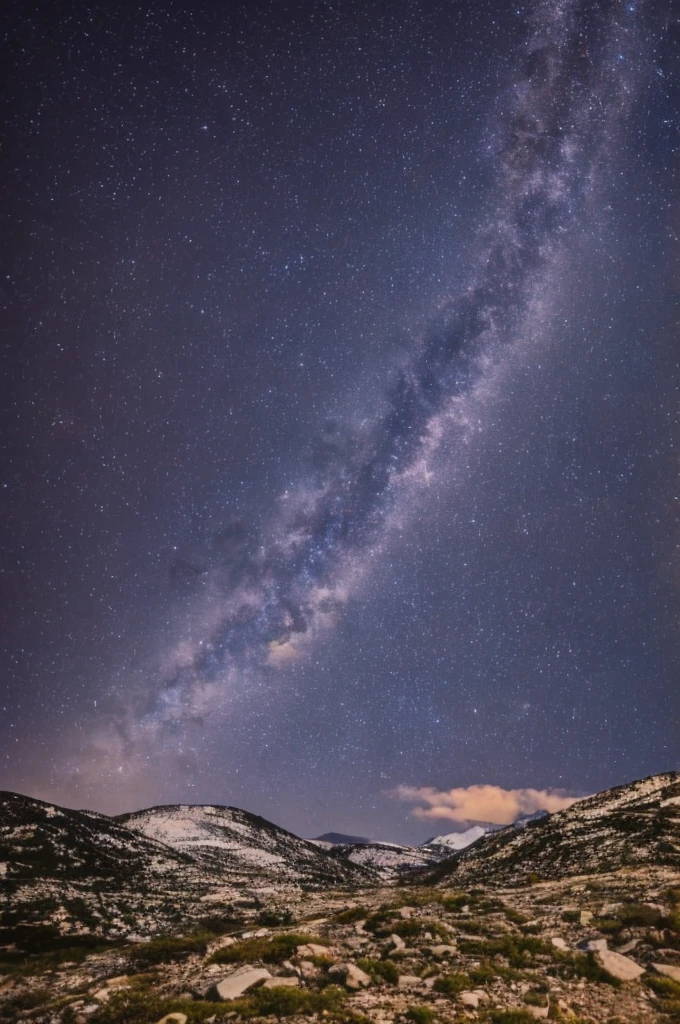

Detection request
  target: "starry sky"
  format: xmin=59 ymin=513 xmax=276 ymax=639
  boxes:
xmin=2 ymin=0 xmax=679 ymax=844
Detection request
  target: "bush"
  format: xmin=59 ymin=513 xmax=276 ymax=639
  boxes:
xmin=335 ymin=906 xmax=369 ymax=924
xmin=209 ymin=932 xmax=327 ymax=965
xmin=126 ymin=932 xmax=213 ymax=966
xmin=440 ymin=891 xmax=468 ymax=912
xmin=405 ymin=1008 xmax=435 ymax=1024
xmin=432 ymin=972 xmax=469 ymax=996
xmin=356 ymin=958 xmax=399 ymax=984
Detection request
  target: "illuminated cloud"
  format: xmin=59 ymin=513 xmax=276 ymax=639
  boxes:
xmin=395 ymin=783 xmax=582 ymax=825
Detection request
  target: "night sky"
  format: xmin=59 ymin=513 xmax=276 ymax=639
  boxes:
xmin=2 ymin=0 xmax=679 ymax=844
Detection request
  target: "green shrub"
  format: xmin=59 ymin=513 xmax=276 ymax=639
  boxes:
xmin=335 ymin=906 xmax=369 ymax=924
xmin=440 ymin=891 xmax=468 ymax=912
xmin=126 ymin=932 xmax=213 ymax=966
xmin=405 ymin=1006 xmax=436 ymax=1024
xmin=645 ymin=974 xmax=680 ymax=1000
xmin=432 ymin=972 xmax=469 ymax=996
xmin=257 ymin=909 xmax=295 ymax=927
xmin=523 ymin=989 xmax=548 ymax=1006
xmin=356 ymin=958 xmax=399 ymax=984
xmin=209 ymin=932 xmax=327 ymax=965
xmin=490 ymin=1012 xmax=542 ymax=1024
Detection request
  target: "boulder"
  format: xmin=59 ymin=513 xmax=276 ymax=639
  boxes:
xmin=296 ymin=942 xmax=329 ymax=957
xmin=214 ymin=965 xmax=272 ymax=1000
xmin=390 ymin=933 xmax=406 ymax=950
xmin=156 ymin=1015 xmax=188 ymax=1024
xmin=397 ymin=975 xmax=422 ymax=989
xmin=299 ymin=961 xmax=319 ymax=980
xmin=262 ymin=976 xmax=300 ymax=988
xmin=328 ymin=963 xmax=371 ymax=990
xmin=652 ymin=964 xmax=680 ymax=983
xmin=594 ymin=949 xmax=644 ymax=982
xmin=551 ymin=937 xmax=568 ymax=950
xmin=430 ymin=944 xmax=457 ymax=958
xmin=579 ymin=910 xmax=593 ymax=925
xmin=460 ymin=991 xmax=479 ymax=1008
xmin=578 ymin=938 xmax=608 ymax=951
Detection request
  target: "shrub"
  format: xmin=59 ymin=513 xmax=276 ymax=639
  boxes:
xmin=405 ymin=1007 xmax=435 ymax=1024
xmin=335 ymin=906 xmax=369 ymax=924
xmin=257 ymin=909 xmax=295 ymax=927
xmin=356 ymin=958 xmax=399 ymax=984
xmin=432 ymin=972 xmax=469 ymax=996
xmin=209 ymin=932 xmax=327 ymax=965
xmin=126 ymin=932 xmax=213 ymax=966
xmin=440 ymin=891 xmax=468 ymax=912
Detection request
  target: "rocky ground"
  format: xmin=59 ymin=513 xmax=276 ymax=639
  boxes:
xmin=2 ymin=866 xmax=680 ymax=1024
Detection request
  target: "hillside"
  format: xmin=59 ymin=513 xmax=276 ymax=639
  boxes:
xmin=427 ymin=771 xmax=680 ymax=886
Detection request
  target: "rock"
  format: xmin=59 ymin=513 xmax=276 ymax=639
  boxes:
xmin=472 ymin=989 xmax=490 ymax=1003
xmin=390 ymin=933 xmax=406 ymax=950
xmin=299 ymin=961 xmax=319 ymax=980
xmin=579 ymin=911 xmax=593 ymax=925
xmin=398 ymin=907 xmax=415 ymax=918
xmin=526 ymin=1007 xmax=549 ymax=1020
xmin=296 ymin=942 xmax=329 ymax=957
xmin=551 ymin=937 xmax=568 ymax=950
xmin=617 ymin=938 xmax=640 ymax=954
xmin=430 ymin=944 xmax=457 ymax=958
xmin=156 ymin=1015 xmax=188 ymax=1024
xmin=652 ymin=964 xmax=680 ymax=982
xmin=105 ymin=976 xmax=131 ymax=990
xmin=594 ymin=949 xmax=644 ymax=982
xmin=578 ymin=938 xmax=608 ymax=951
xmin=460 ymin=991 xmax=479 ymax=1008
xmin=345 ymin=936 xmax=368 ymax=950
xmin=263 ymin=976 xmax=300 ymax=988
xmin=92 ymin=989 xmax=111 ymax=1003
xmin=397 ymin=975 xmax=422 ymax=989
xmin=354 ymin=921 xmax=367 ymax=934
xmin=215 ymin=965 xmax=272 ymax=1000
xmin=328 ymin=963 xmax=371 ymax=990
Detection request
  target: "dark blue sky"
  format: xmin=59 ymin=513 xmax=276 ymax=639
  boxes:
xmin=2 ymin=0 xmax=678 ymax=843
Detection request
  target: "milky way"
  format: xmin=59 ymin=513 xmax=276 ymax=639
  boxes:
xmin=142 ymin=0 xmax=644 ymax=731
xmin=2 ymin=0 xmax=677 ymax=835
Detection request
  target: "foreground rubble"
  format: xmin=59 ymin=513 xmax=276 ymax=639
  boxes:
xmin=2 ymin=867 xmax=679 ymax=1024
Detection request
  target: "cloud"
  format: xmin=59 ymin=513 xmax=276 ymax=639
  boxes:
xmin=394 ymin=783 xmax=582 ymax=825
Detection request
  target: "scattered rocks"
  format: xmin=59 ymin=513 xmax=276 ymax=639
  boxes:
xmin=296 ymin=942 xmax=329 ymax=957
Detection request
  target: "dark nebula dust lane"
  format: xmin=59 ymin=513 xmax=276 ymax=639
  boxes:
xmin=1 ymin=0 xmax=678 ymax=830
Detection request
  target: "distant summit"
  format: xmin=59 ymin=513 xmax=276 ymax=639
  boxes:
xmin=314 ymin=831 xmax=371 ymax=845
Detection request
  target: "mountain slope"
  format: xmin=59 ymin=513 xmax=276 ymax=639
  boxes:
xmin=117 ymin=804 xmax=371 ymax=885
xmin=427 ymin=771 xmax=680 ymax=886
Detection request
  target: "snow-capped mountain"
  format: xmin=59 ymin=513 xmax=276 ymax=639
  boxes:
xmin=420 ymin=824 xmax=491 ymax=859
xmin=118 ymin=804 xmax=370 ymax=885
xmin=427 ymin=771 xmax=680 ymax=886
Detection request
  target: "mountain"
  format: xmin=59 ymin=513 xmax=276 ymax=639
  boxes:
xmin=314 ymin=831 xmax=371 ymax=845
xmin=426 ymin=770 xmax=680 ymax=886
xmin=118 ymin=804 xmax=370 ymax=885
xmin=0 ymin=793 xmax=371 ymax=940
xmin=420 ymin=824 xmax=491 ymax=859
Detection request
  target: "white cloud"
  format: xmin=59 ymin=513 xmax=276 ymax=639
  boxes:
xmin=394 ymin=783 xmax=582 ymax=825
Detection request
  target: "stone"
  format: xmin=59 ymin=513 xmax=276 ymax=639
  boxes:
xmin=345 ymin=936 xmax=368 ymax=950
xmin=105 ymin=976 xmax=131 ymax=990
xmin=92 ymin=989 xmax=111 ymax=1003
xmin=299 ymin=961 xmax=319 ymax=980
xmin=215 ymin=965 xmax=272 ymax=1000
xmin=262 ymin=976 xmax=300 ymax=988
xmin=526 ymin=1007 xmax=549 ymax=1019
xmin=652 ymin=963 xmax=680 ymax=982
xmin=397 ymin=975 xmax=422 ymax=989
xmin=551 ymin=937 xmax=568 ymax=950
xmin=296 ymin=942 xmax=329 ymax=957
xmin=617 ymin=938 xmax=640 ymax=954
xmin=390 ymin=933 xmax=406 ymax=950
xmin=594 ymin=949 xmax=644 ymax=982
xmin=472 ymin=989 xmax=490 ymax=1003
xmin=156 ymin=1015 xmax=188 ymax=1024
xmin=579 ymin=911 xmax=593 ymax=925
xmin=398 ymin=907 xmax=415 ymax=918
xmin=328 ymin=963 xmax=371 ymax=990
xmin=460 ymin=991 xmax=479 ymax=1008
xmin=578 ymin=938 xmax=608 ymax=951
xmin=430 ymin=944 xmax=457 ymax=958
